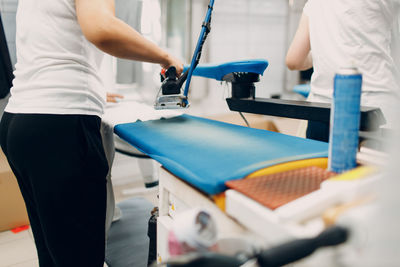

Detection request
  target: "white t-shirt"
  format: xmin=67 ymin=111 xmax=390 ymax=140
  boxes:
xmin=304 ymin=0 xmax=400 ymax=107
xmin=5 ymin=0 xmax=106 ymax=116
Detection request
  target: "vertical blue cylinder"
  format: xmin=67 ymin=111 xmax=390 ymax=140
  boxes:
xmin=328 ymin=68 xmax=362 ymax=173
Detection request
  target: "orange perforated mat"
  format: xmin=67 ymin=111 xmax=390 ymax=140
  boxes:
xmin=225 ymin=166 xmax=337 ymax=210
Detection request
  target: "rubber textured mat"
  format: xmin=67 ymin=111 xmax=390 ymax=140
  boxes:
xmin=226 ymin=166 xmax=337 ymax=210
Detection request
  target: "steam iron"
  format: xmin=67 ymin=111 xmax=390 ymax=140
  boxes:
xmin=155 ymin=67 xmax=189 ymax=109
xmin=154 ymin=0 xmax=215 ymax=110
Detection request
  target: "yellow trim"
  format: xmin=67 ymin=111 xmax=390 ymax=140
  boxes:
xmin=214 ymin=158 xmax=329 ymax=211
xmin=329 ymin=166 xmax=378 ymax=181
xmin=247 ymin=158 xmax=328 ymax=178
xmin=213 ymin=193 xmax=226 ymax=211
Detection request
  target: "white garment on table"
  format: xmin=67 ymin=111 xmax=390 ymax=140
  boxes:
xmin=304 ymin=0 xmax=400 ymax=126
xmin=102 ymin=99 xmax=182 ymax=128
xmin=5 ymin=0 xmax=106 ymax=116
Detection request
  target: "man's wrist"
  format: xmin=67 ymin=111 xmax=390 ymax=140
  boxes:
xmin=160 ymin=52 xmax=171 ymax=68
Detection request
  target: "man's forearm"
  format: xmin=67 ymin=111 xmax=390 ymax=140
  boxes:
xmin=299 ymin=52 xmax=313 ymax=71
xmin=76 ymin=0 xmax=174 ymax=68
xmin=97 ymin=17 xmax=170 ymax=65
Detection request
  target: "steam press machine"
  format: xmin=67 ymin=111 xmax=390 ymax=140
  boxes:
xmin=154 ymin=0 xmax=384 ymax=131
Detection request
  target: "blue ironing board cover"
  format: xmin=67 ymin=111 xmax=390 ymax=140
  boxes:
xmin=114 ymin=115 xmax=328 ymax=195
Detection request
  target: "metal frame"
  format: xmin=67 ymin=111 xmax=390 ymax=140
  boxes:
xmin=226 ymin=97 xmax=385 ymax=131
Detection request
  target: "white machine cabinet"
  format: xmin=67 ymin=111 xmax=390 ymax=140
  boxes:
xmin=156 ymin=168 xmax=249 ymax=263
xmin=156 ymin=165 xmax=381 ymax=265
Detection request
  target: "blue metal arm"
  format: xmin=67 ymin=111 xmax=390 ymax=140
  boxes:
xmin=183 ymin=0 xmax=215 ymax=99
xmin=183 ymin=59 xmax=269 ymax=81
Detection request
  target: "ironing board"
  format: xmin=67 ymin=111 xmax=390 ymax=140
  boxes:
xmin=114 ymin=115 xmax=328 ymax=195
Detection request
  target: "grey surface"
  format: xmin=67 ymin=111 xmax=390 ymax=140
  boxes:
xmin=0 ymin=0 xmax=15 ymax=120
xmin=0 ymin=0 xmax=17 ymax=67
xmin=106 ymin=197 xmax=154 ymax=267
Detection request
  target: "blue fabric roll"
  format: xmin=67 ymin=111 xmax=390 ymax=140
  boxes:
xmin=115 ymin=115 xmax=328 ymax=195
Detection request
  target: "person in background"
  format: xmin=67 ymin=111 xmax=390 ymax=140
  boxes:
xmin=0 ymin=1 xmax=183 ymax=267
xmin=286 ymin=0 xmax=400 ymax=142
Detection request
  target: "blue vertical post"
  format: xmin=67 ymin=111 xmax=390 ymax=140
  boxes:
xmin=183 ymin=0 xmax=215 ymax=101
xmin=328 ymin=68 xmax=362 ymax=173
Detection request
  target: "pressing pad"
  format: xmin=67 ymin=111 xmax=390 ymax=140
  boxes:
xmin=114 ymin=115 xmax=328 ymax=195
xmin=226 ymin=166 xmax=336 ymax=210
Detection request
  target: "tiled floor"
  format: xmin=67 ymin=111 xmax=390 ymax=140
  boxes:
xmin=0 ymin=152 xmax=158 ymax=267
xmin=0 ymin=229 xmax=38 ymax=267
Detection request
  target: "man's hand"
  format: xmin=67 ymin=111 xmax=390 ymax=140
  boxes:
xmin=160 ymin=54 xmax=184 ymax=77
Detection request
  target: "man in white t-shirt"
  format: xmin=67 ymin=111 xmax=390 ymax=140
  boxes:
xmin=286 ymin=0 xmax=400 ymax=142
xmin=0 ymin=0 xmax=183 ymax=266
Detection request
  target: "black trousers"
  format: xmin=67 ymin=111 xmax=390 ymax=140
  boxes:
xmin=0 ymin=112 xmax=109 ymax=267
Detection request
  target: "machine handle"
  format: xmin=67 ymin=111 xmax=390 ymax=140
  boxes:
xmin=166 ymin=253 xmax=244 ymax=267
xmin=257 ymin=226 xmax=349 ymax=267
xmin=163 ymin=226 xmax=348 ymax=267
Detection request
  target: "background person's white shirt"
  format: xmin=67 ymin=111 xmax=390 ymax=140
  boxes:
xmin=5 ymin=0 xmax=106 ymax=116
xmin=304 ymin=0 xmax=400 ymax=126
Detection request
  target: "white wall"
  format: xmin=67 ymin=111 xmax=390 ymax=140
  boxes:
xmin=177 ymin=0 xmax=294 ymax=116
xmin=208 ymin=0 xmax=289 ymax=98
xmin=114 ymin=0 xmax=143 ymax=85
xmin=285 ymin=0 xmax=307 ymax=92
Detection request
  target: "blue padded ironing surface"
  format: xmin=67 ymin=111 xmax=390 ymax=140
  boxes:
xmin=183 ymin=59 xmax=269 ymax=81
xmin=114 ymin=115 xmax=328 ymax=195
